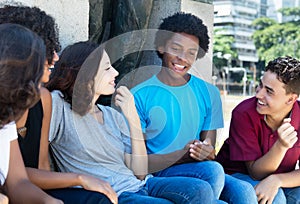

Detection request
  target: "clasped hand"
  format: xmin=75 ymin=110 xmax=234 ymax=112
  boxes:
xmin=188 ymin=139 xmax=215 ymax=161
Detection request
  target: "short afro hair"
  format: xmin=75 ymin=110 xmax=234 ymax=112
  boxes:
xmin=155 ymin=12 xmax=209 ymax=59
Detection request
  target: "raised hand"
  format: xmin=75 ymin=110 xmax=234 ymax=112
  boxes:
xmin=277 ymin=118 xmax=298 ymax=149
xmin=114 ymin=86 xmax=135 ymax=120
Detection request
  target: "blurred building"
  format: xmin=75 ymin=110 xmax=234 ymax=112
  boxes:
xmin=213 ymin=0 xmax=259 ymax=69
xmin=267 ymin=0 xmax=300 ymax=22
xmin=260 ymin=0 xmax=268 ymax=16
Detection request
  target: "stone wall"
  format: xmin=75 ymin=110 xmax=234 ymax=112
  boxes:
xmin=1 ymin=0 xmax=213 ymax=83
xmin=0 ymin=0 xmax=89 ymax=50
xmin=182 ymin=0 xmax=214 ymax=83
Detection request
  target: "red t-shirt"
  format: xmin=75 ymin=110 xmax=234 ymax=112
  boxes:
xmin=217 ymin=97 xmax=300 ymax=175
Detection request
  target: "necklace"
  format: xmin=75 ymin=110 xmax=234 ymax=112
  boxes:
xmin=17 ymin=126 xmax=27 ymax=137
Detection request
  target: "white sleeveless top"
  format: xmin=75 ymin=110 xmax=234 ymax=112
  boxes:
xmin=0 ymin=122 xmax=18 ymax=185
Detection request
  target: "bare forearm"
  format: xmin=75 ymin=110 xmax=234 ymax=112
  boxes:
xmin=148 ymin=149 xmax=188 ymax=173
xmin=200 ymin=130 xmax=216 ymax=147
xmin=274 ymin=169 xmax=300 ymax=188
xmin=6 ymin=141 xmax=60 ymax=203
xmin=5 ymin=179 xmax=56 ymax=204
xmin=127 ymin=112 xmax=148 ymax=179
xmin=247 ymin=142 xmax=288 ymax=180
xmin=26 ymin=167 xmax=82 ymax=189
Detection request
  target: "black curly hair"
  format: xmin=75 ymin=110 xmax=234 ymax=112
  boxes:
xmin=46 ymin=41 xmax=101 ymax=116
xmin=154 ymin=12 xmax=209 ymax=59
xmin=265 ymin=56 xmax=300 ymax=95
xmin=0 ymin=5 xmax=61 ymax=64
xmin=0 ymin=23 xmax=46 ymax=128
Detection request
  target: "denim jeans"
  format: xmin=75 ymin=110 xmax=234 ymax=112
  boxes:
xmin=118 ymin=176 xmax=214 ymax=204
xmin=46 ymin=187 xmax=112 ymax=204
xmin=232 ymin=173 xmax=300 ymax=204
xmin=220 ymin=174 xmax=257 ymax=204
xmin=153 ymin=161 xmax=225 ymax=201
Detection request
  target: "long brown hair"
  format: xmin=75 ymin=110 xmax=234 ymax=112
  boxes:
xmin=46 ymin=41 xmax=102 ymax=116
xmin=0 ymin=23 xmax=46 ymax=128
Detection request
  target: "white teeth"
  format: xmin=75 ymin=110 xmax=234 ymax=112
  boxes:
xmin=174 ymin=64 xmax=185 ymax=69
xmin=258 ymin=100 xmax=265 ymax=105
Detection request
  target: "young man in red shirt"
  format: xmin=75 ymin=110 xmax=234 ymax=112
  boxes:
xmin=217 ymin=56 xmax=300 ymax=204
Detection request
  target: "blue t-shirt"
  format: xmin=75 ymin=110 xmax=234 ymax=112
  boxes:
xmin=131 ymin=75 xmax=224 ymax=154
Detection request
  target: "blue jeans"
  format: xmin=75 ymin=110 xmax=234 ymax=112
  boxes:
xmin=118 ymin=176 xmax=214 ymax=204
xmin=153 ymin=161 xmax=225 ymax=200
xmin=220 ymin=174 xmax=257 ymax=204
xmin=46 ymin=187 xmax=111 ymax=204
xmin=233 ymin=173 xmax=300 ymax=204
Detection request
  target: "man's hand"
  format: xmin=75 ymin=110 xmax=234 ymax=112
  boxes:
xmin=277 ymin=118 xmax=298 ymax=149
xmin=189 ymin=139 xmax=216 ymax=161
xmin=255 ymin=175 xmax=281 ymax=204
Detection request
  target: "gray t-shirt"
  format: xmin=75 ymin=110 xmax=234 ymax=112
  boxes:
xmin=49 ymin=90 xmax=148 ymax=195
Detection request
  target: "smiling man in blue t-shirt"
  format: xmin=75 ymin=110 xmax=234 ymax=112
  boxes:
xmin=131 ymin=12 xmax=257 ymax=204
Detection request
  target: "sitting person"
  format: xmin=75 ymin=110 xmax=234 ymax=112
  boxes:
xmin=131 ymin=12 xmax=256 ymax=203
xmin=0 ymin=23 xmax=61 ymax=204
xmin=46 ymin=40 xmax=213 ymax=203
xmin=0 ymin=5 xmax=113 ymax=203
xmin=217 ymin=56 xmax=300 ymax=204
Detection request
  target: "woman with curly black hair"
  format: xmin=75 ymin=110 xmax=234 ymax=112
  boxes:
xmin=0 ymin=23 xmax=62 ymax=204
xmin=0 ymin=5 xmax=60 ymax=170
xmin=0 ymin=5 xmax=61 ymax=66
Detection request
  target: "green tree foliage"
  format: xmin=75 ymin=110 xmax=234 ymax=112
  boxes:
xmin=252 ymin=7 xmax=300 ymax=64
xmin=278 ymin=7 xmax=300 ymax=19
xmin=252 ymin=17 xmax=277 ymax=30
xmin=213 ymin=29 xmax=237 ymax=69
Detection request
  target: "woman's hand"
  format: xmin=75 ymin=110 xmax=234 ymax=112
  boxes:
xmin=45 ymin=197 xmax=64 ymax=204
xmin=114 ymin=86 xmax=135 ymax=119
xmin=0 ymin=193 xmax=8 ymax=204
xmin=79 ymin=174 xmax=118 ymax=204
